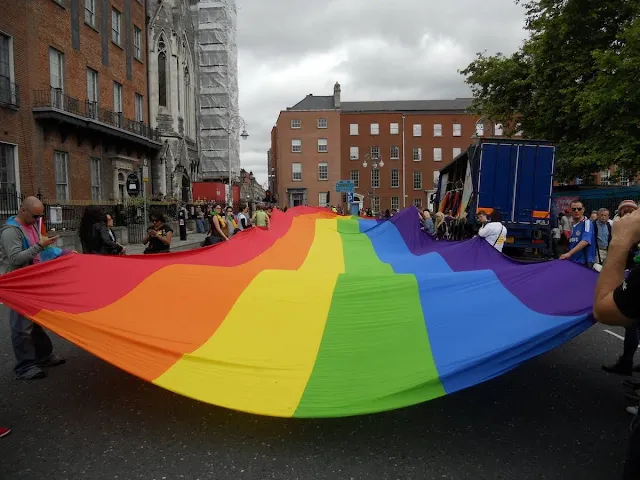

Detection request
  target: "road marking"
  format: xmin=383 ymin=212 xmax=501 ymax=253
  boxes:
xmin=604 ymin=329 xmax=625 ymax=341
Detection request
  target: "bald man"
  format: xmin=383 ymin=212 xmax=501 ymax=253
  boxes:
xmin=0 ymin=196 xmax=66 ymax=380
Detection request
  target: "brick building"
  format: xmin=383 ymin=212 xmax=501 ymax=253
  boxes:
xmin=270 ymin=83 xmax=507 ymax=211
xmin=271 ymin=83 xmax=342 ymax=207
xmin=0 ymin=0 xmax=160 ymax=204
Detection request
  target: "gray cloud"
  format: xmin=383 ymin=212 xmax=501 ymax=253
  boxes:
xmin=236 ymin=0 xmax=528 ymax=184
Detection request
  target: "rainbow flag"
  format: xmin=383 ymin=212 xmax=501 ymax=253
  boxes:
xmin=0 ymin=207 xmax=596 ymax=418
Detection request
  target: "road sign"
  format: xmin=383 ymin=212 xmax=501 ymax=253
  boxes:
xmin=142 ymin=166 xmax=149 ymax=183
xmin=335 ymin=180 xmax=354 ymax=193
xmin=346 ymin=192 xmax=354 ymax=203
xmin=127 ymin=172 xmax=141 ymax=197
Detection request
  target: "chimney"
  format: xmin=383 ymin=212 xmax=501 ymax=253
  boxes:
xmin=333 ymin=82 xmax=341 ymax=108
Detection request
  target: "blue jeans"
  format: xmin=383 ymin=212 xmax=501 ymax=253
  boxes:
xmin=10 ymin=309 xmax=53 ymax=375
xmin=196 ymin=219 xmax=206 ymax=233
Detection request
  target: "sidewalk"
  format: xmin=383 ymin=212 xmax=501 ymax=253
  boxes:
xmin=125 ymin=232 xmax=208 ymax=255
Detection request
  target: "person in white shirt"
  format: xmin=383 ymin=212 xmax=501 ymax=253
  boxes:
xmin=477 ymin=210 xmax=507 ymax=252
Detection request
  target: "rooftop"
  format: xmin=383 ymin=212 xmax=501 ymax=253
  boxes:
xmin=341 ymin=98 xmax=474 ymax=113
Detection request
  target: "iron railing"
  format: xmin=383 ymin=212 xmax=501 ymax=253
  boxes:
xmin=32 ymin=89 xmax=159 ymax=142
xmin=0 ymin=78 xmax=19 ymax=108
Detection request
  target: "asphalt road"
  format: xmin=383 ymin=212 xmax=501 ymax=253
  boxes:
xmin=0 ymin=306 xmax=634 ymax=480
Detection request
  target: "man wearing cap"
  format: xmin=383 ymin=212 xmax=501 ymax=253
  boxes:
xmin=601 ymin=200 xmax=640 ymax=377
xmin=593 ymin=203 xmax=640 ymax=478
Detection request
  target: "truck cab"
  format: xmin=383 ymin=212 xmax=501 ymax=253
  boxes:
xmin=435 ymin=138 xmax=555 ymax=256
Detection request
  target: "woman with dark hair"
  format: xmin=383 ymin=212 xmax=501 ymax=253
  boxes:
xmin=142 ymin=210 xmax=173 ymax=254
xmin=202 ymin=203 xmax=228 ymax=246
xmin=78 ymin=206 xmax=124 ymax=255
xmin=477 ymin=210 xmax=507 ymax=252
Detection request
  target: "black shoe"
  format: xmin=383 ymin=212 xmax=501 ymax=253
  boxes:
xmin=16 ymin=366 xmax=47 ymax=380
xmin=624 ymin=379 xmax=640 ymax=389
xmin=626 ymin=390 xmax=640 ymax=402
xmin=602 ymin=362 xmax=633 ymax=376
xmin=37 ymin=354 xmax=66 ymax=368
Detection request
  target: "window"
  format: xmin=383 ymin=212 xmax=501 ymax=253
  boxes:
xmin=134 ymin=93 xmax=143 ymax=122
xmin=0 ymin=143 xmax=17 ymax=191
xmin=476 ymin=123 xmax=484 ymax=136
xmin=391 ymin=169 xmax=399 ymax=188
xmin=113 ymin=82 xmax=122 ymax=127
xmin=370 ymin=146 xmax=380 ymax=160
xmin=350 ymin=146 xmax=359 ymax=160
xmin=433 ymin=171 xmax=440 ymax=189
xmin=433 ymin=124 xmax=442 ymax=137
xmin=413 ymin=124 xmax=422 ymax=137
xmin=371 ymin=169 xmax=380 ymax=188
xmin=413 ymin=198 xmax=423 ymax=208
xmin=84 ymin=0 xmax=96 ymax=27
xmin=318 ymin=192 xmax=329 ymax=207
xmin=0 ymin=34 xmax=12 ymax=105
xmin=350 ymin=169 xmax=360 ymax=188
xmin=413 ymin=148 xmax=422 ymax=161
xmin=54 ymin=151 xmax=69 ymax=201
xmin=391 ymin=197 xmax=399 ymax=211
xmin=49 ymin=47 xmax=64 ymax=91
xmin=389 ymin=145 xmax=399 ymax=160
xmin=49 ymin=48 xmax=64 ymax=107
xmin=370 ymin=123 xmax=379 ymax=135
xmin=599 ymin=170 xmax=611 ymax=186
xmin=291 ymin=119 xmax=301 ymax=129
xmin=413 ymin=170 xmax=422 ymax=190
xmin=291 ymin=139 xmax=301 ymax=153
xmin=452 ymin=123 xmax=462 ymax=137
xmin=134 ymin=27 xmax=142 ymax=60
xmin=318 ymin=162 xmax=328 ymax=180
xmin=373 ymin=197 xmax=380 ymax=214
xmin=317 ymin=138 xmax=328 ymax=153
xmin=86 ymin=68 xmax=98 ymax=118
xmin=390 ymin=123 xmax=399 ymax=135
xmin=111 ymin=9 xmax=121 ymax=46
xmin=619 ymin=169 xmax=629 ymax=186
xmin=452 ymin=147 xmax=462 ymax=158
xmin=90 ymin=157 xmax=101 ymax=201
xmin=494 ymin=124 xmax=503 ymax=136
xmin=317 ymin=118 xmax=327 ymax=129
xmin=157 ymin=37 xmax=167 ymax=107
xmin=433 ymin=148 xmax=442 ymax=162
xmin=515 ymin=123 xmax=523 ymax=136
xmin=184 ymin=66 xmax=191 ymax=136
xmin=349 ymin=123 xmax=358 ymax=135
xmin=292 ymin=163 xmax=302 ymax=181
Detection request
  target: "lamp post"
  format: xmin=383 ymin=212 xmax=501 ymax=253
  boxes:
xmin=363 ymin=153 xmax=384 ymax=214
xmin=226 ymin=114 xmax=249 ymax=207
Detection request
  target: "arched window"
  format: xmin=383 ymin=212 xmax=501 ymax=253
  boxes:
xmin=184 ymin=65 xmax=191 ymax=137
xmin=158 ymin=37 xmax=167 ymax=107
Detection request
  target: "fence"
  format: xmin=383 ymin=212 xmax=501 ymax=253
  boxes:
xmin=0 ymin=189 xmax=180 ymax=244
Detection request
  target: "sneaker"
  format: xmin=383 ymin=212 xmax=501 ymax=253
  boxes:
xmin=627 ymin=406 xmax=639 ymax=416
xmin=0 ymin=427 xmax=10 ymax=438
xmin=602 ymin=361 xmax=633 ymax=376
xmin=37 ymin=353 xmax=66 ymax=368
xmin=16 ymin=366 xmax=46 ymax=380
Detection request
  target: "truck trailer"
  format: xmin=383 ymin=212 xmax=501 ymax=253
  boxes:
xmin=434 ymin=138 xmax=555 ymax=256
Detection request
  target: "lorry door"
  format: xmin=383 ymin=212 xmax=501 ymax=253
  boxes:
xmin=513 ymin=145 xmax=555 ymax=224
xmin=477 ymin=143 xmax=519 ymax=221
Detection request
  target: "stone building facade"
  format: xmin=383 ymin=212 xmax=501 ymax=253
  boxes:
xmin=147 ymin=0 xmax=199 ymax=202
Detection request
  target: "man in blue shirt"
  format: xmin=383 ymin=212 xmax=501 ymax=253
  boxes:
xmin=559 ymin=200 xmax=596 ymax=267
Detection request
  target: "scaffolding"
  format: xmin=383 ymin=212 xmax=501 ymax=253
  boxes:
xmin=191 ymin=0 xmax=240 ymax=182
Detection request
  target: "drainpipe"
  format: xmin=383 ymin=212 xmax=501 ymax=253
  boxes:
xmin=402 ymin=115 xmax=406 ymax=208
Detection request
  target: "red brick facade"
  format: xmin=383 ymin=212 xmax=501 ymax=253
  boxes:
xmin=0 ymin=0 xmax=156 ymax=203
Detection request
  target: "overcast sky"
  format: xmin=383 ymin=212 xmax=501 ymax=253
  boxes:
xmin=236 ymin=0 xmax=528 ymax=186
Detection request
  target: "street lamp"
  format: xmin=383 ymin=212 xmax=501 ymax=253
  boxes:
xmin=363 ymin=153 xmax=384 ymax=214
xmin=226 ymin=114 xmax=249 ymax=207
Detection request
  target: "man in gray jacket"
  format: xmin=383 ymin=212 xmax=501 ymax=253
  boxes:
xmin=0 ymin=196 xmax=65 ymax=380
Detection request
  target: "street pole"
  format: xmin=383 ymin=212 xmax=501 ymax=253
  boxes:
xmin=227 ymin=124 xmax=232 ymax=208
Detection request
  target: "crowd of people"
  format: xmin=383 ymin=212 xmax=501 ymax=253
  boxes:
xmin=4 ymin=197 xmax=640 ymax=477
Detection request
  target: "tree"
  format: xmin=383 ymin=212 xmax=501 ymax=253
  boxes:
xmin=461 ymin=0 xmax=640 ymax=182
